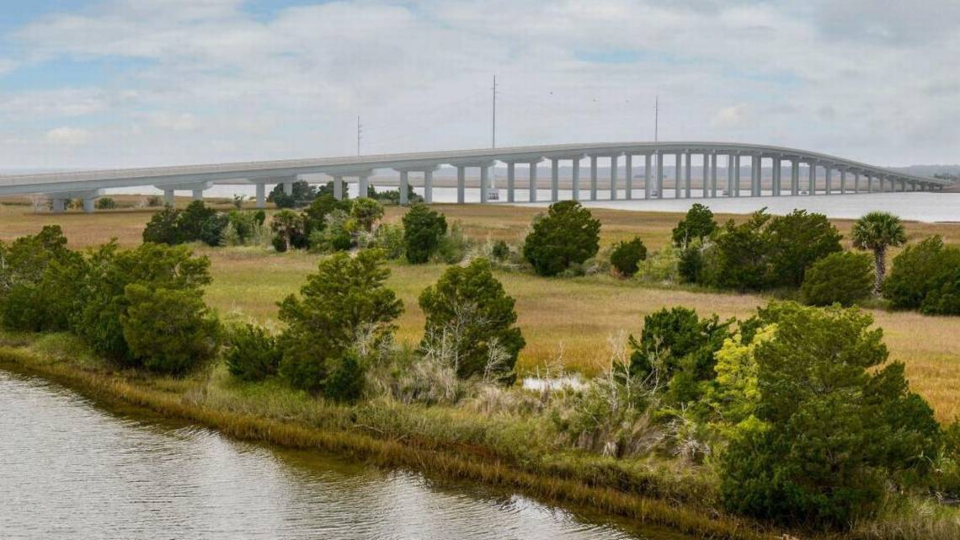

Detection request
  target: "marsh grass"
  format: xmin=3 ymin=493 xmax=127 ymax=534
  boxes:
xmin=1 ymin=202 xmax=960 ymax=419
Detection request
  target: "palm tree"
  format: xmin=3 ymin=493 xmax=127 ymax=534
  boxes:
xmin=851 ymin=212 xmax=906 ymax=295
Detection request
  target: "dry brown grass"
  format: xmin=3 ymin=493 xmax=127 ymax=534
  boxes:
xmin=2 ymin=200 xmax=960 ymax=421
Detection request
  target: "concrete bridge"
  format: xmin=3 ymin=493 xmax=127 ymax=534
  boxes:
xmin=0 ymin=142 xmax=950 ymax=212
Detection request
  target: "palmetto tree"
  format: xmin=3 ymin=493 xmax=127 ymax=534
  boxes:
xmin=851 ymin=211 xmax=907 ymax=295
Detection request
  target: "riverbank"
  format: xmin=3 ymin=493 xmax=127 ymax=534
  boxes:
xmin=2 ymin=332 xmax=957 ymax=540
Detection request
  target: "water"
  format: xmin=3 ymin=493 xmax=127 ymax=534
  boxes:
xmin=0 ymin=370 xmax=677 ymax=540
xmin=110 ymin=183 xmax=960 ymax=223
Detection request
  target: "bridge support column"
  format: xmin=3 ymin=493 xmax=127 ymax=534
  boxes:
xmin=52 ymin=198 xmax=66 ymax=213
xmin=572 ymin=159 xmax=581 ymax=201
xmin=685 ymin=152 xmax=692 ymax=198
xmin=590 ymin=156 xmax=598 ymax=201
xmin=506 ymin=163 xmax=515 ymax=203
xmin=192 ymin=188 xmax=204 ymax=201
xmin=551 ymin=158 xmax=560 ymax=202
xmin=726 ymin=155 xmax=734 ymax=197
xmin=790 ymin=160 xmax=799 ymax=196
xmin=703 ymin=154 xmax=710 ymax=198
xmin=164 ymin=189 xmax=175 ymax=206
xmin=457 ymin=167 xmax=465 ymax=204
xmin=332 ymin=177 xmax=343 ymax=201
xmin=710 ymin=153 xmax=718 ymax=198
xmin=674 ymin=154 xmax=682 ymax=199
xmin=839 ymin=170 xmax=846 ymax=194
xmin=610 ymin=155 xmax=619 ymax=200
xmin=399 ymin=171 xmax=409 ymax=206
xmin=480 ymin=166 xmax=490 ymax=204
xmin=854 ymin=173 xmax=860 ymax=194
xmin=255 ymin=184 xmax=266 ymax=207
xmin=424 ymin=171 xmax=433 ymax=203
xmin=752 ymin=156 xmax=761 ymax=196
xmin=656 ymin=152 xmax=665 ymax=199
xmin=82 ymin=197 xmax=95 ymax=214
xmin=624 ymin=155 xmax=633 ymax=200
xmin=867 ymin=175 xmax=873 ymax=193
xmin=734 ymin=155 xmax=741 ymax=197
xmin=644 ymin=154 xmax=652 ymax=199
xmin=283 ymin=181 xmax=293 ymax=196
xmin=808 ymin=163 xmax=816 ymax=194
xmin=826 ymin=167 xmax=833 ymax=195
xmin=529 ymin=161 xmax=538 ymax=202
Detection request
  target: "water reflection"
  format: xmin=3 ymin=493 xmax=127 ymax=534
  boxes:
xmin=0 ymin=371 xmax=656 ymax=540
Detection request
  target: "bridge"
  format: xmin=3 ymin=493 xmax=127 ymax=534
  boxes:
xmin=0 ymin=142 xmax=950 ymax=212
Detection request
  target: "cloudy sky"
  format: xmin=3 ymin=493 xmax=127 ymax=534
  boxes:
xmin=0 ymin=0 xmax=956 ymax=170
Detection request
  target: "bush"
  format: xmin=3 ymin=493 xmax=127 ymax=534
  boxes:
xmin=363 ymin=223 xmax=404 ymax=260
xmin=402 ymin=204 xmax=447 ymax=264
xmin=671 ymin=203 xmax=716 ymax=247
xmin=268 ymin=180 xmax=316 ymax=209
xmin=302 ymin=194 xmax=351 ymax=236
xmin=95 ymin=197 xmax=119 ymax=210
xmin=200 ymin=214 xmax=229 ymax=247
xmin=271 ymin=209 xmax=305 ymax=252
xmin=350 ymin=198 xmax=384 ymax=232
xmin=121 ymin=284 xmax=220 ymax=375
xmin=678 ymin=244 xmax=705 ymax=284
xmin=720 ymin=302 xmax=941 ymax=528
xmin=143 ymin=206 xmax=182 ymax=245
xmin=278 ymin=250 xmax=402 ymax=393
xmin=73 ymin=242 xmax=213 ymax=365
xmin=323 ymin=353 xmax=366 ymax=402
xmin=224 ymin=324 xmax=282 ymax=382
xmin=434 ymin=221 xmax=471 ymax=264
xmin=419 ymin=258 xmax=525 ymax=383
xmin=801 ymin=251 xmax=874 ymax=307
xmin=713 ymin=211 xmax=771 ymax=290
xmin=766 ymin=210 xmax=842 ymax=287
xmin=523 ymin=201 xmax=601 ymax=276
xmin=178 ymin=201 xmax=217 ymax=242
xmin=308 ymin=209 xmax=352 ymax=253
xmin=610 ymin=236 xmax=647 ymax=277
xmin=491 ymin=240 xmax=510 ymax=261
xmin=884 ymin=236 xmax=960 ymax=310
xmin=146 ymin=195 xmax=164 ymax=207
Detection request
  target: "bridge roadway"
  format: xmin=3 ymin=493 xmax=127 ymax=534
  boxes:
xmin=0 ymin=142 xmax=951 ymax=212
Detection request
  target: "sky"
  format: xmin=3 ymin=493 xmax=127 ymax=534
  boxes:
xmin=0 ymin=0 xmax=957 ymax=170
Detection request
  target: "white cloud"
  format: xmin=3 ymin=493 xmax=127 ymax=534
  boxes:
xmin=0 ymin=59 xmax=16 ymax=76
xmin=0 ymin=0 xmax=957 ymax=168
xmin=46 ymin=127 xmax=91 ymax=146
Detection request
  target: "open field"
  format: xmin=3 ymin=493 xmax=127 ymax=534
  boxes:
xmin=1 ymin=199 xmax=959 ymax=421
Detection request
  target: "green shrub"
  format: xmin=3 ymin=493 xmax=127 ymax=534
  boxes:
xmin=224 ymin=324 xmax=281 ymax=382
xmin=402 ymin=204 xmax=447 ymax=264
xmin=720 ymin=302 xmax=941 ymax=528
xmin=146 ymin=195 xmax=164 ymax=207
xmin=178 ymin=201 xmax=217 ymax=242
xmin=920 ymin=266 xmax=960 ymax=315
xmin=801 ymin=251 xmax=874 ymax=307
xmin=200 ymin=214 xmax=229 ymax=247
xmin=713 ymin=211 xmax=771 ymax=290
xmin=433 ymin=221 xmax=470 ymax=264
xmin=323 ymin=353 xmax=366 ymax=402
xmin=350 ymin=198 xmax=384 ymax=232
xmin=278 ymin=250 xmax=402 ymax=393
xmin=268 ymin=180 xmax=316 ymax=209
xmin=142 ymin=206 xmax=182 ymax=244
xmin=121 ymin=284 xmax=220 ymax=375
xmin=366 ymin=223 xmax=405 ymax=260
xmin=610 ymin=236 xmax=647 ymax=277
xmin=884 ymin=236 xmax=960 ymax=310
xmin=307 ymin=209 xmax=352 ymax=253
xmin=302 ymin=194 xmax=351 ymax=235
xmin=677 ymin=244 xmax=705 ymax=284
xmin=766 ymin=210 xmax=842 ymax=287
xmin=270 ymin=209 xmax=305 ymax=252
xmin=635 ymin=245 xmax=682 ymax=283
xmin=671 ymin=203 xmax=716 ymax=247
xmin=73 ymin=242 xmax=213 ymax=365
xmin=419 ymin=258 xmax=525 ymax=383
xmin=95 ymin=197 xmax=119 ymax=210
xmin=523 ymin=201 xmax=601 ymax=276
xmin=491 ymin=240 xmax=510 ymax=261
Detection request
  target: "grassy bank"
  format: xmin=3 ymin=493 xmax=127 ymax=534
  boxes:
xmin=2 ymin=332 xmax=958 ymax=540
xmin=2 ymin=201 xmax=960 ymax=421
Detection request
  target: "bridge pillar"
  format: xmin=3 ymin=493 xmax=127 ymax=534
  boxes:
xmin=590 ymin=156 xmax=598 ymax=201
xmin=826 ymin=167 xmax=833 ymax=195
xmin=164 ymin=188 xmax=175 ymax=206
xmin=702 ymin=154 xmax=710 ymax=198
xmin=656 ymin=152 xmax=665 ymax=199
xmin=530 ymin=161 xmax=538 ymax=202
xmin=424 ymin=171 xmax=433 ymax=203
xmin=52 ymin=198 xmax=66 ymax=213
xmin=735 ymin=154 xmax=741 ymax=196
xmin=674 ymin=154 xmax=682 ymax=199
xmin=399 ymin=171 xmax=409 ymax=206
xmin=808 ymin=162 xmax=816 ymax=194
xmin=839 ymin=170 xmax=846 ymax=194
xmin=82 ymin=197 xmax=95 ymax=214
xmin=255 ymin=184 xmax=266 ymax=207
xmin=624 ymin=155 xmax=633 ymax=200
xmin=572 ymin=159 xmax=581 ymax=201
xmin=359 ymin=174 xmax=370 ymax=199
xmin=610 ymin=155 xmax=619 ymax=200
xmin=506 ymin=163 xmax=515 ymax=203
xmin=457 ymin=166 xmax=465 ymax=204
xmin=710 ymin=153 xmax=718 ymax=198
xmin=644 ymin=154 xmax=652 ymax=199
xmin=726 ymin=155 xmax=734 ymax=197
xmin=192 ymin=188 xmax=204 ymax=201
xmin=480 ymin=166 xmax=490 ymax=204
xmin=685 ymin=152 xmax=692 ymax=198
xmin=551 ymin=158 xmax=560 ymax=202
xmin=867 ymin=175 xmax=873 ymax=192
xmin=752 ymin=156 xmax=761 ymax=196
xmin=790 ymin=160 xmax=800 ymax=196
xmin=283 ymin=181 xmax=293 ymax=196
xmin=332 ymin=177 xmax=343 ymax=201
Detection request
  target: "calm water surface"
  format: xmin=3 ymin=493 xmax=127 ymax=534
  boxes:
xmin=0 ymin=371 xmax=681 ymax=540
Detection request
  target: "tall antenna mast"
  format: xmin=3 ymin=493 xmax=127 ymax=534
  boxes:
xmin=654 ymin=95 xmax=659 ymax=142
xmin=357 ymin=115 xmax=362 ymax=156
xmin=492 ymin=75 xmax=497 ymax=149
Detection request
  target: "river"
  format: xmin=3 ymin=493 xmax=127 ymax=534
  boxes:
xmin=0 ymin=370 xmax=684 ymax=540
